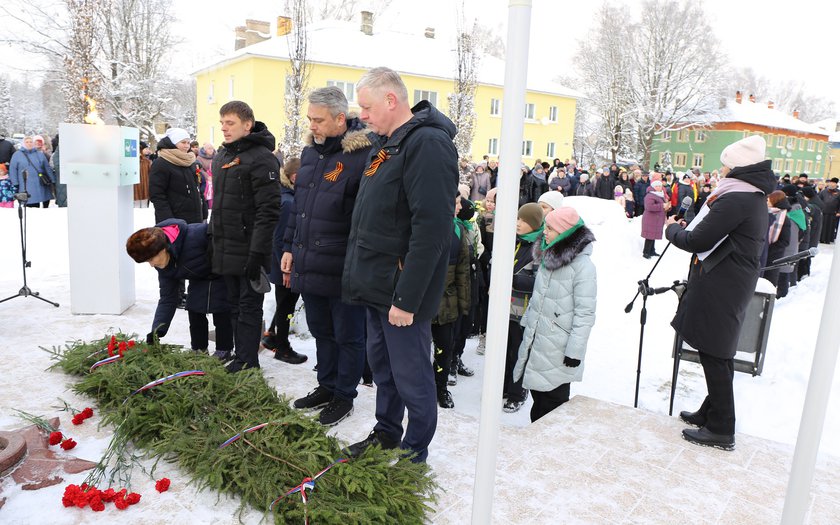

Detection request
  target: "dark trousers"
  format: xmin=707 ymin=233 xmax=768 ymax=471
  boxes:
xmin=25 ymin=201 xmax=50 ymax=208
xmin=530 ymin=383 xmax=571 ymax=423
xmin=268 ymin=284 xmax=300 ymax=349
xmin=224 ymin=275 xmax=265 ymax=368
xmin=504 ymin=320 xmax=526 ymax=402
xmin=777 ymin=271 xmax=791 ymax=298
xmin=698 ymin=352 xmax=736 ymax=435
xmin=643 ymin=239 xmax=656 ymax=256
xmin=302 ymin=293 xmax=366 ymax=401
xmin=452 ymin=313 xmax=472 ymax=361
xmin=367 ymin=307 xmax=436 ymax=463
xmin=188 ymin=310 xmax=233 ymax=352
xmin=431 ymin=322 xmax=456 ymax=388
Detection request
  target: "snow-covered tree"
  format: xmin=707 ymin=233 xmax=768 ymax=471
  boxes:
xmin=629 ymin=0 xmax=726 ymax=167
xmin=572 ymin=99 xmax=606 ymax=169
xmin=282 ymin=0 xmax=311 ymax=160
xmin=98 ymin=0 xmax=176 ymax=139
xmin=0 ymin=76 xmax=12 ymax=136
xmin=574 ymin=3 xmax=636 ymax=163
xmin=448 ymin=8 xmax=480 ymax=164
xmin=310 ymin=0 xmax=393 ymax=22
xmin=727 ymin=67 xmax=836 ymax=123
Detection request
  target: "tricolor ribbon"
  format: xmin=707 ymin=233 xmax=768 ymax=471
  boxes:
xmin=218 ymin=422 xmax=270 ymax=449
xmin=90 ymin=354 xmax=122 ymax=372
xmin=123 ymin=370 xmax=206 ymax=404
xmin=269 ymin=458 xmax=349 ymax=522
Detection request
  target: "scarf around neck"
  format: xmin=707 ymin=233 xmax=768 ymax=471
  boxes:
xmin=159 ymin=148 xmax=196 ymax=167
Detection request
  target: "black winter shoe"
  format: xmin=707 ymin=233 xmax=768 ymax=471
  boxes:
xmin=344 ymin=430 xmax=399 ymax=459
xmin=225 ymin=359 xmax=257 ymax=373
xmin=212 ymin=350 xmax=233 ymax=361
xmin=293 ymin=386 xmax=332 ymax=410
xmin=261 ymin=332 xmax=278 ymax=351
xmin=274 ymin=347 xmax=308 ymax=364
xmin=679 ymin=409 xmax=706 ymax=427
xmin=437 ymin=388 xmax=454 ymax=409
xmin=456 ymin=358 xmax=474 ymax=377
xmin=682 ymin=427 xmax=735 ymax=451
xmin=319 ymin=397 xmax=354 ymax=426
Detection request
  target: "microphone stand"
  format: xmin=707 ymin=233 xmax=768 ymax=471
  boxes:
xmin=624 ymin=242 xmax=672 ymax=408
xmin=0 ymin=169 xmax=60 ymax=307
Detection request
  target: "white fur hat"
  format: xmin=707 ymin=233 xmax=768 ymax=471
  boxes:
xmin=720 ymin=135 xmax=766 ymax=169
xmin=538 ymin=191 xmax=565 ymax=211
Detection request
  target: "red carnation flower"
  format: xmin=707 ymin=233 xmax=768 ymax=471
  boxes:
xmin=126 ymin=492 xmax=141 ymax=505
xmin=81 ymin=407 xmax=94 ymax=419
xmin=155 ymin=478 xmax=170 ymax=492
xmin=90 ymin=497 xmax=105 ymax=512
xmin=114 ymin=496 xmax=129 ymax=510
xmin=72 ymin=413 xmax=85 ymax=425
xmin=101 ymin=488 xmax=117 ymax=502
xmin=107 ymin=335 xmax=116 ymax=356
xmin=127 ymin=340 xmax=136 ymax=348
xmin=49 ymin=431 xmax=63 ymax=445
xmin=60 ymin=438 xmax=77 ymax=450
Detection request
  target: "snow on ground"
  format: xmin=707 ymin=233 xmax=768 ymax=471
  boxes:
xmin=1 ymin=200 xmax=839 ymax=523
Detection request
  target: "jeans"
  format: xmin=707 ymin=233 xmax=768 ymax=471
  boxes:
xmin=302 ymin=293 xmax=366 ymax=401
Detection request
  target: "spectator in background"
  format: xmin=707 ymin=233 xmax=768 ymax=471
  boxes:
xmin=51 ymin=134 xmax=68 ymax=208
xmin=133 ymin=140 xmax=151 ymax=208
xmin=9 ymin=136 xmax=55 ymax=208
xmin=149 ymin=128 xmax=206 ymax=224
xmin=470 ymin=163 xmax=491 ymax=202
xmin=641 ymin=175 xmax=670 ymax=258
xmin=197 ymin=142 xmax=215 ymax=209
xmin=632 ymin=171 xmax=650 ymax=216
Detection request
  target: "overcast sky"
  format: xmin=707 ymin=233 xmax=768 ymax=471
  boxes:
xmin=4 ymin=0 xmax=840 ymax=113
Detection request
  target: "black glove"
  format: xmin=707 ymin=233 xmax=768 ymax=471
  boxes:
xmin=146 ymin=332 xmax=155 ymax=345
xmin=563 ymin=356 xmax=581 ymax=368
xmin=244 ymin=252 xmax=265 ymax=281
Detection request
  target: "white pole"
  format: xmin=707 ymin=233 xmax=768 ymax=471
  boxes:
xmin=471 ymin=2 xmax=531 ymax=524
xmin=781 ymin=242 xmax=840 ymax=524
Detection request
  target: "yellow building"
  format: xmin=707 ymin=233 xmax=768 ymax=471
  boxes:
xmin=192 ymin=17 xmax=580 ymax=164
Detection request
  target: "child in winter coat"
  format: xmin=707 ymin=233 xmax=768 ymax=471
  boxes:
xmin=431 ymin=193 xmax=471 ymax=409
xmin=624 ymin=188 xmax=635 ymax=218
xmin=503 ymin=202 xmax=544 ymax=413
xmin=0 ymin=163 xmax=14 ymax=207
xmin=514 ymin=207 xmax=597 ymax=422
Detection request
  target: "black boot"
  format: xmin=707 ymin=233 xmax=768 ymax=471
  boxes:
xmin=437 ymin=387 xmax=454 ymax=409
xmin=679 ymin=409 xmax=706 ymax=427
xmin=682 ymin=427 xmax=734 ymax=451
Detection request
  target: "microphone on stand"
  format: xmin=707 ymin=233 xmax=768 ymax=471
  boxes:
xmin=674 ymin=196 xmax=693 ymax=221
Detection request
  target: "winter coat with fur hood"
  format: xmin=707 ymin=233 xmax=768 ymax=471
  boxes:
xmin=513 ymin=226 xmax=597 ymax=391
xmin=285 ymin=117 xmax=372 ymax=297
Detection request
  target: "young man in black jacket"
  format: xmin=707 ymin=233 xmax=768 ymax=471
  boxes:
xmin=210 ymin=101 xmax=281 ymax=372
xmin=342 ymin=67 xmax=458 ymax=463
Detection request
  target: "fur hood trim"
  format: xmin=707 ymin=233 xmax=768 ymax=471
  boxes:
xmin=304 ymin=115 xmax=371 ymax=153
xmin=532 ymin=226 xmax=595 ymax=271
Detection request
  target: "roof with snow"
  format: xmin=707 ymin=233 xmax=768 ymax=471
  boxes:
xmin=715 ymin=99 xmax=828 ymax=136
xmin=193 ymin=20 xmax=582 ymax=99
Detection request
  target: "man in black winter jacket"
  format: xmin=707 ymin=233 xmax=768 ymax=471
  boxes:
xmin=282 ymin=86 xmax=372 ymax=426
xmin=210 ymin=101 xmax=282 ymax=372
xmin=342 ymin=67 xmax=458 ymax=463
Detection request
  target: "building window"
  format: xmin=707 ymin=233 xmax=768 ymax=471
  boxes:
xmin=787 ymin=136 xmax=796 ymax=149
xmin=327 ymin=80 xmax=356 ymax=102
xmin=522 ymin=140 xmax=533 ymax=157
xmin=776 ymin=135 xmax=785 ymax=148
xmin=662 ymin=130 xmax=672 ymax=141
xmin=785 ymin=159 xmax=794 ymax=172
xmin=676 ymin=129 xmax=689 ymax=142
xmin=818 ymin=142 xmax=824 ymax=152
xmin=490 ymin=98 xmax=500 ymax=116
xmin=766 ymin=133 xmax=773 ymax=146
xmin=546 ymin=142 xmax=556 ymax=157
xmin=796 ymin=160 xmax=802 ymax=172
xmin=524 ymin=103 xmax=535 ymax=120
xmin=548 ymin=106 xmax=558 ymax=122
xmin=695 ymin=130 xmax=707 ymax=143
xmin=805 ymin=160 xmax=813 ymax=173
xmin=807 ymin=139 xmax=815 ymax=151
xmin=815 ymin=162 xmax=821 ymax=174
xmin=488 ymin=138 xmax=499 ymax=156
xmin=413 ymin=89 xmax=438 ymax=107
xmin=772 ymin=158 xmax=783 ymax=171
xmin=229 ymin=76 xmax=235 ymax=98
xmin=692 ymin=154 xmax=704 ymax=168
xmin=799 ymin=138 xmax=806 ymax=151
xmin=674 ymin=152 xmax=687 ymax=167
xmin=208 ymin=80 xmax=215 ymax=103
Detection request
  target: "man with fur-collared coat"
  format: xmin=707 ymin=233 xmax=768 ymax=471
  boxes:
xmin=665 ymin=135 xmax=776 ymax=451
xmin=282 ymin=87 xmax=373 ymax=427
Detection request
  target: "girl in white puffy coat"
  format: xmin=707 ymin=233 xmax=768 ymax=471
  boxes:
xmin=513 ymin=207 xmax=597 ymax=422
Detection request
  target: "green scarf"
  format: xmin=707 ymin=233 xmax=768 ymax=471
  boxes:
xmin=518 ymin=224 xmax=544 ymax=243
xmin=540 ymin=219 xmax=584 ymax=251
xmin=455 ymin=217 xmax=475 ymax=232
xmin=787 ymin=207 xmax=807 ymax=231
xmin=453 ymin=218 xmax=462 ymax=239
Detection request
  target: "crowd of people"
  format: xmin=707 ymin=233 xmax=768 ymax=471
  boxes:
xmin=6 ymin=74 xmax=836 ymax=460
